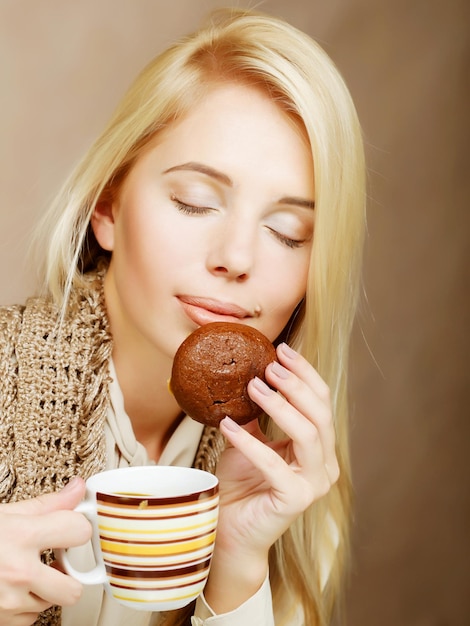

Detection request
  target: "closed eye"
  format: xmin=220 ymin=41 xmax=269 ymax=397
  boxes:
xmin=266 ymin=226 xmax=309 ymax=249
xmin=172 ymin=196 xmax=213 ymax=215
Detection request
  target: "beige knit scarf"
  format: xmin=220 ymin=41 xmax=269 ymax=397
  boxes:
xmin=0 ymin=268 xmax=225 ymax=626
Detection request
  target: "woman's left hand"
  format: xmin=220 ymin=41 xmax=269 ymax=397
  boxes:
xmin=203 ymin=341 xmax=339 ymax=613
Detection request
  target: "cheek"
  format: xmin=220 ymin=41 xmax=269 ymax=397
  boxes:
xmin=261 ymin=252 xmax=310 ymax=338
xmin=115 ymin=206 xmax=200 ymax=295
xmin=269 ymin=246 xmax=310 ymax=299
xmin=116 ymin=201 xmax=167 ymax=264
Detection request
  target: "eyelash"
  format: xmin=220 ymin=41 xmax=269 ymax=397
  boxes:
xmin=172 ymin=196 xmax=306 ymax=249
xmin=267 ymin=228 xmax=305 ymax=249
xmin=172 ymin=197 xmax=212 ymax=215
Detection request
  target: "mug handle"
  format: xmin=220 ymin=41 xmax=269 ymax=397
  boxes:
xmin=56 ymin=500 xmax=108 ymax=585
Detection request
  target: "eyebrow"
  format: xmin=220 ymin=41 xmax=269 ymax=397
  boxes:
xmin=162 ymin=162 xmax=233 ymax=186
xmin=163 ymin=161 xmax=315 ymax=209
xmin=278 ymin=196 xmax=315 ymax=210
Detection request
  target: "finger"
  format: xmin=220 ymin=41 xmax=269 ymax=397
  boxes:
xmin=247 ymin=375 xmax=338 ymax=482
xmin=36 ymin=510 xmax=92 ymax=552
xmin=1 ymin=612 xmax=46 ymax=626
xmin=239 ymin=419 xmax=269 ymax=443
xmin=264 ymin=361 xmax=335 ymax=453
xmin=276 ymin=343 xmax=331 ymax=400
xmin=222 ymin=419 xmax=268 ymax=450
xmin=0 ymin=477 xmax=86 ymax=516
xmin=272 ymin=348 xmax=333 ymax=429
xmin=0 ymin=477 xmax=91 ymax=552
xmin=220 ymin=417 xmax=324 ymax=510
xmin=5 ymin=508 xmax=92 ymax=554
xmin=267 ymin=348 xmax=338 ymax=477
xmin=0 ymin=591 xmax=51 ymax=614
xmin=0 ymin=590 xmax=51 ymax=621
xmin=221 ymin=417 xmax=294 ymax=485
xmin=18 ymin=614 xmax=44 ymax=626
xmin=30 ymin=563 xmax=82 ymax=607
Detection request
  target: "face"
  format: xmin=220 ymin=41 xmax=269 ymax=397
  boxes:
xmin=93 ymin=83 xmax=314 ymax=367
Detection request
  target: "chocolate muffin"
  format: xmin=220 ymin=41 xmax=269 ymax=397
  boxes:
xmin=170 ymin=322 xmax=277 ymax=427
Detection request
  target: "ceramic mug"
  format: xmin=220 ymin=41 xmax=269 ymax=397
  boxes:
xmin=58 ymin=466 xmax=219 ymax=611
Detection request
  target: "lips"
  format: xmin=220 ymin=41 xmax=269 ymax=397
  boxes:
xmin=178 ymin=296 xmax=254 ymax=326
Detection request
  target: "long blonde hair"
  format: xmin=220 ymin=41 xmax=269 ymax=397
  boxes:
xmin=34 ymin=8 xmax=366 ymax=625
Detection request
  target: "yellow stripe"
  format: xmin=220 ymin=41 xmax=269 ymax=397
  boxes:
xmin=101 ymin=531 xmax=216 ymax=556
xmin=98 ymin=516 xmax=217 ymax=535
xmin=101 ymin=545 xmax=214 ymax=567
xmin=113 ymin=588 xmax=200 ymax=603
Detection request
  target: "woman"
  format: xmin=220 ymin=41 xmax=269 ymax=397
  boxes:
xmin=0 ymin=7 xmax=366 ymax=626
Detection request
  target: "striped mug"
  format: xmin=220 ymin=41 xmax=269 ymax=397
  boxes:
xmin=58 ymin=466 xmax=219 ymax=610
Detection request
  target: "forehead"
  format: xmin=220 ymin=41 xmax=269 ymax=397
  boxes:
xmin=138 ymin=83 xmax=313 ymax=188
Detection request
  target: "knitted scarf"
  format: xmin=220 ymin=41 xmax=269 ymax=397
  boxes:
xmin=0 ymin=268 xmax=225 ymax=626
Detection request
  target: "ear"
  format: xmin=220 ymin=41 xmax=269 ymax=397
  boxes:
xmin=91 ymin=198 xmax=116 ymax=251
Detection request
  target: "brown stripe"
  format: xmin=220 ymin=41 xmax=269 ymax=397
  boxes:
xmin=97 ymin=486 xmax=218 ymax=508
xmin=103 ymin=550 xmax=213 ymax=569
xmin=106 ymin=559 xmax=210 ymax=579
xmin=97 ymin=501 xmax=218 ymax=521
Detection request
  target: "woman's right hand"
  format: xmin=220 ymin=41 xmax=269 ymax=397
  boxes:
xmin=0 ymin=477 xmax=91 ymax=626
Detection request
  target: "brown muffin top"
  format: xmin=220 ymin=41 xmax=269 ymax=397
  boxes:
xmin=170 ymin=322 xmax=276 ymax=427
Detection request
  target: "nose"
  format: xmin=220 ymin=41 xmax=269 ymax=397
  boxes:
xmin=206 ymin=219 xmax=256 ymax=282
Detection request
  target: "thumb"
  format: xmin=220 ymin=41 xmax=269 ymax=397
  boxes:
xmin=2 ymin=476 xmax=86 ymax=515
xmin=240 ymin=418 xmax=268 ymax=442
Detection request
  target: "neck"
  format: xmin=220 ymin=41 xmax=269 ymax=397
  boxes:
xmin=112 ymin=343 xmax=184 ymax=460
xmin=102 ymin=268 xmax=184 ymax=461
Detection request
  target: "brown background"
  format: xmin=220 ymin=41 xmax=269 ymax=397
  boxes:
xmin=1 ymin=1 xmax=468 ymax=624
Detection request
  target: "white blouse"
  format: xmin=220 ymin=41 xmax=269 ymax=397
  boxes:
xmin=61 ymin=361 xmax=275 ymax=626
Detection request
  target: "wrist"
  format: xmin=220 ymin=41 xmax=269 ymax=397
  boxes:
xmin=204 ymin=545 xmax=269 ymax=614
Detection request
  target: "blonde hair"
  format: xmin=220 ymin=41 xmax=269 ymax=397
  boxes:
xmin=35 ymin=8 xmax=366 ymax=625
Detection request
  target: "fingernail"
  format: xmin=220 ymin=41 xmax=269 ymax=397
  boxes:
xmin=270 ymin=361 xmax=289 ymax=380
xmin=62 ymin=477 xmax=81 ymax=492
xmin=251 ymin=376 xmax=272 ymax=396
xmin=221 ymin=416 xmax=241 ymax=432
xmin=279 ymin=342 xmax=297 ymax=359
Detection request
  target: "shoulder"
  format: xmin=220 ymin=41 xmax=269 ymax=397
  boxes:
xmin=0 ymin=303 xmax=25 ymax=325
xmin=0 ymin=296 xmax=59 ymax=354
xmin=0 ymin=304 xmax=25 ymax=353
